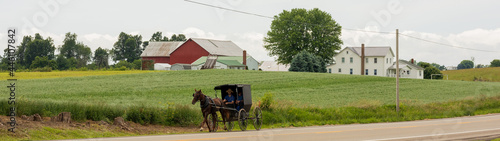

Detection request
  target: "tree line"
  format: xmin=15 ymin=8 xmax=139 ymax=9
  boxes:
xmin=0 ymin=31 xmax=186 ymax=71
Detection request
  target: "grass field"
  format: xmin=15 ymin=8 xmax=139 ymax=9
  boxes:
xmin=1 ymin=69 xmax=499 ymax=108
xmin=442 ymin=67 xmax=500 ymax=82
xmin=0 ymin=70 xmax=155 ymax=80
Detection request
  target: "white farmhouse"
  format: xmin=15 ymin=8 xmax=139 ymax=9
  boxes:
xmin=327 ymin=46 xmax=424 ymax=79
xmin=387 ymin=60 xmax=424 ymax=79
xmin=327 ymin=46 xmax=395 ymax=76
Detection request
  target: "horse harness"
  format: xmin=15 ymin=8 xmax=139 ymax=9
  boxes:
xmin=200 ymin=95 xmax=215 ymax=109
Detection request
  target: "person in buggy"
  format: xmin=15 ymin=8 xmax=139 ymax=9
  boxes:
xmin=223 ymin=89 xmax=235 ymax=108
xmin=236 ymin=91 xmax=244 ymax=111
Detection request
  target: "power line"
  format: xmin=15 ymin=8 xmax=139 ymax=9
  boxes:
xmin=185 ymin=0 xmax=499 ymax=53
xmin=184 ymin=0 xmax=273 ymax=19
xmin=185 ymin=0 xmax=394 ymax=34
xmin=399 ymin=33 xmax=499 ymax=53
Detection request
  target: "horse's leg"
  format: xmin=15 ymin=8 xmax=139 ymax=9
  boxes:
xmin=200 ymin=113 xmax=207 ymax=131
xmin=221 ymin=110 xmax=227 ymax=130
xmin=205 ymin=112 xmax=213 ymax=132
xmin=211 ymin=112 xmax=217 ymax=131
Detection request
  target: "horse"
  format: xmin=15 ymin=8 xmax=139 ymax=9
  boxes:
xmin=191 ymin=89 xmax=229 ymax=132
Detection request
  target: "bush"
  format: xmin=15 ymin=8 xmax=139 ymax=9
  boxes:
xmin=289 ymin=51 xmax=326 ymax=73
xmin=133 ymin=59 xmax=142 ymax=70
xmin=115 ymin=60 xmax=135 ymax=70
xmin=260 ymin=93 xmax=274 ymax=110
xmin=33 ymin=66 xmax=52 ymax=72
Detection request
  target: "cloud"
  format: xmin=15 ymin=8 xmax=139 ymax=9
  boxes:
xmin=232 ymin=32 xmax=272 ymax=61
xmin=182 ymin=27 xmax=227 ymax=40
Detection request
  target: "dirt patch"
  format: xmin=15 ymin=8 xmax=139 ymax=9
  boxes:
xmin=0 ymin=115 xmax=202 ymax=139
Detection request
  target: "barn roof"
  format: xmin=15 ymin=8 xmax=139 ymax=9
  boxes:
xmin=190 ymin=38 xmax=246 ymax=56
xmin=341 ymin=47 xmax=394 ymax=57
xmin=140 ymin=41 xmax=184 ymax=57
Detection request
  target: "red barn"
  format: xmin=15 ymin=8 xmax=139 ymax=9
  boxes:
xmin=169 ymin=38 xmax=245 ymax=64
xmin=140 ymin=41 xmax=183 ymax=70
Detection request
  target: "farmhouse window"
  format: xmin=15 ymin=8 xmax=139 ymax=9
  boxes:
xmin=374 ymin=58 xmax=378 ymax=63
xmin=366 ymin=58 xmax=369 ymax=63
xmin=350 ymin=68 xmax=353 ymax=75
xmin=338 ymin=68 xmax=341 ymax=72
xmin=365 ymin=69 xmax=368 ymax=75
xmin=342 ymin=57 xmax=345 ymax=63
xmin=329 ymin=68 xmax=332 ymax=73
xmin=350 ymin=57 xmax=353 ymax=63
xmin=374 ymin=69 xmax=378 ymax=75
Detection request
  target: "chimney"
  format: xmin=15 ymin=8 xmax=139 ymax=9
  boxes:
xmin=411 ymin=58 xmax=414 ymax=64
xmin=243 ymin=50 xmax=247 ymax=69
xmin=361 ymin=44 xmax=365 ymax=75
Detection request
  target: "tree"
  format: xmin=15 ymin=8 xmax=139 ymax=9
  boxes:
xmin=23 ymin=33 xmax=56 ymax=67
xmin=59 ymin=32 xmax=91 ymax=68
xmin=490 ymin=59 xmax=500 ymax=67
xmin=476 ymin=64 xmax=486 ymax=68
xmin=56 ymin=55 xmax=69 ymax=70
xmin=30 ymin=56 xmax=57 ymax=70
xmin=93 ymin=47 xmax=109 ymax=69
xmin=418 ymin=61 xmax=442 ymax=79
xmin=264 ymin=8 xmax=342 ymax=65
xmin=457 ymin=60 xmax=474 ymax=70
xmin=74 ymin=43 xmax=91 ymax=68
xmin=431 ymin=63 xmax=446 ymax=71
xmin=170 ymin=34 xmax=187 ymax=41
xmin=289 ymin=51 xmax=326 ymax=72
xmin=112 ymin=32 xmax=143 ymax=62
xmin=15 ymin=36 xmax=32 ymax=68
xmin=60 ymin=32 xmax=77 ymax=59
xmin=149 ymin=31 xmax=168 ymax=42
xmin=424 ymin=67 xmax=442 ymax=79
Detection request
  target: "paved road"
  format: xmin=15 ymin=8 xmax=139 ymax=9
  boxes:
xmin=70 ymin=114 xmax=500 ymax=141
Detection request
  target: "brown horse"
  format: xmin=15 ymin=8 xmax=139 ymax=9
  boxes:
xmin=191 ymin=89 xmax=229 ymax=132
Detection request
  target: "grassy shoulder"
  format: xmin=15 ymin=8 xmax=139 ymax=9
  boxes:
xmin=2 ymin=94 xmax=500 ymax=140
xmin=442 ymin=67 xmax=500 ymax=82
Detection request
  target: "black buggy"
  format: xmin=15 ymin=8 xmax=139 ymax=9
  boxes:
xmin=212 ymin=84 xmax=262 ymax=131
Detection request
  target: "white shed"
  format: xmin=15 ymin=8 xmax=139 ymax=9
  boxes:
xmin=154 ymin=63 xmax=171 ymax=70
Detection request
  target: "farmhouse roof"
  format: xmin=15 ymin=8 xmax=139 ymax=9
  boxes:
xmin=140 ymin=41 xmax=184 ymax=57
xmin=388 ymin=60 xmax=424 ymax=70
xmin=190 ymin=38 xmax=247 ymax=56
xmin=343 ymin=47 xmax=394 ymax=57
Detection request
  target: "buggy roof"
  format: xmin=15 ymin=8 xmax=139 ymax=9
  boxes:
xmin=214 ymin=84 xmax=250 ymax=90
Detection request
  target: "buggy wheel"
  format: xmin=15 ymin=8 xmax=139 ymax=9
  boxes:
xmin=207 ymin=114 xmax=217 ymax=132
xmin=238 ymin=109 xmax=248 ymax=131
xmin=253 ymin=107 xmax=262 ymax=130
xmin=226 ymin=121 xmax=234 ymax=131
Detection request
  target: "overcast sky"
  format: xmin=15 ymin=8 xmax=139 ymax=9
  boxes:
xmin=1 ymin=0 xmax=499 ymax=66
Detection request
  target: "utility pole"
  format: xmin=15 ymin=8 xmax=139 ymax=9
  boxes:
xmin=396 ymin=29 xmax=400 ymax=112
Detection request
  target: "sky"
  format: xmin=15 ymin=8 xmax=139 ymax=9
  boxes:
xmin=1 ymin=0 xmax=499 ymax=66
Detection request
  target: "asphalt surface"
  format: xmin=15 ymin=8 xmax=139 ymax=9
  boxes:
xmin=67 ymin=114 xmax=500 ymax=141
